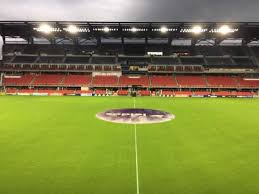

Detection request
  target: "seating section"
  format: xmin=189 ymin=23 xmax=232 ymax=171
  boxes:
xmin=3 ymin=74 xmax=259 ymax=89
xmin=139 ymin=90 xmax=151 ymax=96
xmin=92 ymin=76 xmax=118 ymax=86
xmin=213 ymin=91 xmax=233 ymax=96
xmin=95 ymin=90 xmax=107 ymax=95
xmin=3 ymin=74 xmax=34 ymax=86
xmin=236 ymin=91 xmax=253 ymax=96
xmin=193 ymin=91 xmax=211 ymax=96
xmin=161 ymin=90 xmax=174 ymax=96
xmin=33 ymin=74 xmax=64 ymax=85
xmin=176 ymin=75 xmax=207 ymax=87
xmin=117 ymin=90 xmax=128 ymax=96
xmin=237 ymin=77 xmax=259 ymax=88
xmin=63 ymin=75 xmax=92 ymax=86
xmin=119 ymin=76 xmax=150 ymax=87
xmin=150 ymin=76 xmax=177 ymax=87
xmin=6 ymin=88 xmax=95 ymax=95
xmin=174 ymin=91 xmax=193 ymax=96
xmin=207 ymin=76 xmax=237 ymax=87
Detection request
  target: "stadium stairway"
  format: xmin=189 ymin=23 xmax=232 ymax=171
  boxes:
xmin=59 ymin=76 xmax=66 ymax=86
xmin=29 ymin=75 xmax=36 ymax=86
xmin=173 ymin=75 xmax=179 ymax=87
xmin=203 ymin=75 xmax=209 ymax=87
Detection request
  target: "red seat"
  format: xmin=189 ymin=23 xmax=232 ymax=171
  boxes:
xmin=33 ymin=74 xmax=64 ymax=86
xmin=237 ymin=77 xmax=259 ymax=88
xmin=4 ymin=74 xmax=34 ymax=86
xmin=119 ymin=76 xmax=149 ymax=87
xmin=92 ymin=76 xmax=118 ymax=86
xmin=150 ymin=76 xmax=177 ymax=87
xmin=63 ymin=75 xmax=92 ymax=86
xmin=161 ymin=90 xmax=174 ymax=96
xmin=117 ymin=90 xmax=128 ymax=96
xmin=95 ymin=90 xmax=107 ymax=95
xmin=139 ymin=90 xmax=150 ymax=96
xmin=207 ymin=76 xmax=237 ymax=87
xmin=176 ymin=75 xmax=207 ymax=87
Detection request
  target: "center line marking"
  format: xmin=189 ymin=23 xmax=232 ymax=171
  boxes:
xmin=133 ymin=97 xmax=140 ymax=194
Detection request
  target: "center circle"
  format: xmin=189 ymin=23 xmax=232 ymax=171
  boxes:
xmin=96 ymin=108 xmax=175 ymax=124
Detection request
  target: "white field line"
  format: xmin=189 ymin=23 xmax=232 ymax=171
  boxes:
xmin=133 ymin=97 xmax=140 ymax=194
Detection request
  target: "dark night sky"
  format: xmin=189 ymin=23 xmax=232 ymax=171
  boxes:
xmin=0 ymin=0 xmax=259 ymax=21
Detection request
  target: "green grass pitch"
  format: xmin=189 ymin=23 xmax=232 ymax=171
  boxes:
xmin=0 ymin=96 xmax=259 ymax=194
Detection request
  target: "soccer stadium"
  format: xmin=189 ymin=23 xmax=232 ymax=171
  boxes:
xmin=0 ymin=19 xmax=259 ymax=194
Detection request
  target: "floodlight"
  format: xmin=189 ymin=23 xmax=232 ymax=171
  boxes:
xmin=38 ymin=24 xmax=52 ymax=34
xmin=66 ymin=25 xmax=79 ymax=34
xmin=219 ymin=25 xmax=231 ymax=35
xmin=160 ymin=26 xmax=168 ymax=33
xmin=103 ymin=27 xmax=110 ymax=32
xmin=192 ymin=26 xmax=202 ymax=34
xmin=131 ymin=27 xmax=137 ymax=32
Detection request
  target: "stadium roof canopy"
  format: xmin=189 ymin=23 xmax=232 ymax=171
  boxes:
xmin=1 ymin=21 xmax=259 ymax=46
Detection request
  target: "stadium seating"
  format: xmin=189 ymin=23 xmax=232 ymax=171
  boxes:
xmin=63 ymin=75 xmax=92 ymax=86
xmin=92 ymin=76 xmax=118 ymax=86
xmin=206 ymin=76 xmax=238 ymax=87
xmin=139 ymin=90 xmax=151 ymax=96
xmin=95 ymin=90 xmax=107 ymax=95
xmin=174 ymin=91 xmax=192 ymax=96
xmin=117 ymin=90 xmax=129 ymax=96
xmin=33 ymin=74 xmax=64 ymax=86
xmin=150 ymin=76 xmax=177 ymax=87
xmin=4 ymin=74 xmax=35 ymax=86
xmin=176 ymin=75 xmax=207 ymax=87
xmin=161 ymin=90 xmax=174 ymax=96
xmin=119 ymin=76 xmax=150 ymax=87
xmin=236 ymin=91 xmax=253 ymax=96
xmin=193 ymin=91 xmax=211 ymax=96
xmin=237 ymin=77 xmax=259 ymax=88
xmin=213 ymin=91 xmax=234 ymax=96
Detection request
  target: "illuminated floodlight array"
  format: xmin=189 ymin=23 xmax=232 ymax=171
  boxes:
xmin=123 ymin=28 xmax=148 ymax=32
xmin=34 ymin=24 xmax=61 ymax=34
xmin=33 ymin=23 xmax=239 ymax=35
xmin=160 ymin=27 xmax=168 ymax=33
xmin=152 ymin=27 xmax=177 ymax=32
xmin=131 ymin=27 xmax=137 ymax=32
xmin=65 ymin=25 xmax=78 ymax=34
xmin=181 ymin=26 xmax=207 ymax=34
xmin=191 ymin=26 xmax=203 ymax=34
xmin=210 ymin=25 xmax=239 ymax=34
xmin=103 ymin=27 xmax=110 ymax=32
xmin=64 ymin=25 xmax=90 ymax=33
xmin=93 ymin=27 xmax=118 ymax=32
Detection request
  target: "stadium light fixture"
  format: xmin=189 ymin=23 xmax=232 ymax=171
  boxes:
xmin=37 ymin=24 xmax=53 ymax=34
xmin=191 ymin=26 xmax=203 ymax=34
xmin=218 ymin=25 xmax=231 ymax=35
xmin=66 ymin=25 xmax=79 ymax=34
xmin=160 ymin=26 xmax=168 ymax=33
xmin=131 ymin=27 xmax=137 ymax=32
xmin=103 ymin=27 xmax=110 ymax=32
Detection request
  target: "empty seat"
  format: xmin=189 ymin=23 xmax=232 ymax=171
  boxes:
xmin=92 ymin=76 xmax=118 ymax=86
xmin=119 ymin=76 xmax=149 ymax=87
xmin=176 ymin=75 xmax=207 ymax=87
xmin=33 ymin=74 xmax=64 ymax=85
xmin=206 ymin=76 xmax=238 ymax=87
xmin=150 ymin=76 xmax=177 ymax=87
xmin=3 ymin=74 xmax=35 ymax=86
xmin=63 ymin=75 xmax=92 ymax=86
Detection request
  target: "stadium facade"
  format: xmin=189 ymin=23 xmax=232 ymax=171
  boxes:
xmin=0 ymin=21 xmax=258 ymax=97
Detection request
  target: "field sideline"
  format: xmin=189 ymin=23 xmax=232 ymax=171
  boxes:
xmin=0 ymin=96 xmax=259 ymax=194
